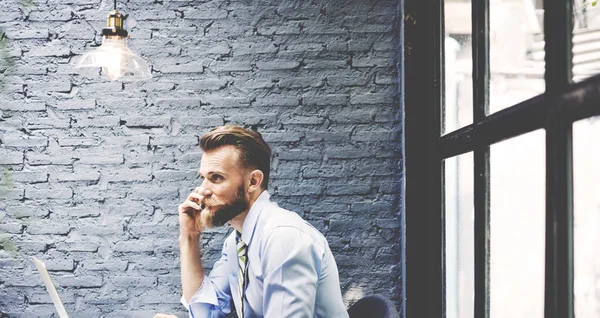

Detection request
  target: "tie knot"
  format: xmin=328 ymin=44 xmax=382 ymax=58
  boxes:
xmin=236 ymin=231 xmax=245 ymax=245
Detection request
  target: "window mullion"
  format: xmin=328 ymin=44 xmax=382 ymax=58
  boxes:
xmin=543 ymin=0 xmax=574 ymax=317
xmin=472 ymin=0 xmax=490 ymax=316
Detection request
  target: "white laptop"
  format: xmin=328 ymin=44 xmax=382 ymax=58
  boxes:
xmin=31 ymin=256 xmax=70 ymax=318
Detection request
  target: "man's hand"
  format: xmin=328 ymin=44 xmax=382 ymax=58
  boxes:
xmin=153 ymin=314 xmax=178 ymax=318
xmin=178 ymin=187 xmax=208 ymax=236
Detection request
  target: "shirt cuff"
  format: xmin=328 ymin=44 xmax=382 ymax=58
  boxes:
xmin=180 ymin=276 xmax=220 ymax=317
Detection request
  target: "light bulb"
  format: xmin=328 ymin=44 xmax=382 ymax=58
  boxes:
xmin=74 ymin=9 xmax=151 ymax=81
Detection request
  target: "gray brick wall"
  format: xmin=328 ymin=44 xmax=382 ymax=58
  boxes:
xmin=0 ymin=0 xmax=403 ymax=316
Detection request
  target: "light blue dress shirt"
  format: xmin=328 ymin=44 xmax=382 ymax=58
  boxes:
xmin=180 ymin=191 xmax=349 ymax=318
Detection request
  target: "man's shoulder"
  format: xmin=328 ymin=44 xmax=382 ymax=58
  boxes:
xmin=260 ymin=202 xmax=326 ymax=240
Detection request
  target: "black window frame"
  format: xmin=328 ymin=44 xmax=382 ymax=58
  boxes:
xmin=403 ymin=0 xmax=600 ymax=317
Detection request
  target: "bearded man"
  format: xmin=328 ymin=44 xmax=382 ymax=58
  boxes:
xmin=155 ymin=125 xmax=348 ymax=318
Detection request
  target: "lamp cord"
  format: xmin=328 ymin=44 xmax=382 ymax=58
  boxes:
xmin=114 ymin=0 xmax=117 ymax=10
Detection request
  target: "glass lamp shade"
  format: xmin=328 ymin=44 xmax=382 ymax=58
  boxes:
xmin=75 ymin=37 xmax=151 ymax=81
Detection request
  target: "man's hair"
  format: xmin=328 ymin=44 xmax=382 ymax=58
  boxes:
xmin=200 ymin=125 xmax=272 ymax=189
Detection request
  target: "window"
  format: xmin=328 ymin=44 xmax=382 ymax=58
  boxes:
xmin=404 ymin=0 xmax=600 ymax=316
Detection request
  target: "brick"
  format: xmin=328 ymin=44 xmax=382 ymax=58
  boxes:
xmin=82 ymin=259 xmax=128 ymax=271
xmin=10 ymin=171 xmax=48 ymax=183
xmin=6 ymin=206 xmax=50 ymax=218
xmin=280 ymin=115 xmax=325 ymax=125
xmin=103 ymin=136 xmax=149 ymax=146
xmin=200 ymin=96 xmax=250 ymax=108
xmin=55 ymin=170 xmax=100 ymax=182
xmin=306 ymin=131 xmax=350 ymax=142
xmin=55 ymin=276 xmax=103 ymax=288
xmin=254 ymin=95 xmax=299 ymax=107
xmin=303 ymin=94 xmax=348 ymax=106
xmin=261 ymin=132 xmax=303 ymax=143
xmin=228 ymin=114 xmax=278 ymax=126
xmin=45 ymin=259 xmax=75 ymax=271
xmin=155 ymin=98 xmax=201 ymax=108
xmin=29 ymin=81 xmax=72 ymax=94
xmin=326 ymin=183 xmax=372 ymax=195
xmin=350 ymin=93 xmax=395 ymax=105
xmin=159 ymin=63 xmax=204 ymax=74
xmin=331 ymin=109 xmax=375 ymax=123
xmin=106 ymin=168 xmax=152 ymax=182
xmin=13 ymin=240 xmax=48 ymax=252
xmin=27 ymin=118 xmax=70 ymax=129
xmin=6 ymin=28 xmax=49 ymax=39
xmin=279 ymin=76 xmax=325 ymax=88
xmin=304 ymin=59 xmax=347 ymax=69
xmin=178 ymin=115 xmax=225 ymax=127
xmin=26 ymin=45 xmax=72 ymax=57
xmin=77 ymin=154 xmax=124 ymax=165
xmin=0 ymin=223 xmax=23 ymax=233
xmin=209 ymin=61 xmax=253 ymax=73
xmin=256 ymin=60 xmax=300 ymax=71
xmin=1 ymin=136 xmax=48 ymax=148
xmin=27 ymin=223 xmax=70 ymax=235
xmin=277 ymin=184 xmax=324 ymax=196
xmin=0 ymin=150 xmax=23 ymax=164
xmin=152 ymin=170 xmax=196 ymax=181
xmin=29 ymin=10 xmax=74 ymax=22
xmin=352 ymin=130 xmax=397 ymax=142
xmin=58 ymin=138 xmax=98 ymax=147
xmin=326 ymin=147 xmax=373 ymax=159
xmin=127 ymin=185 xmax=179 ymax=200
xmin=27 ymin=154 xmax=74 ymax=165
xmin=0 ymin=189 xmax=24 ymax=199
xmin=327 ymin=76 xmax=370 ymax=86
xmin=72 ymin=116 xmax=120 ymax=128
xmin=110 ymin=275 xmax=157 ymax=286
xmin=123 ymin=116 xmax=171 ymax=128
xmin=50 ymin=100 xmax=95 ymax=110
xmin=151 ymin=136 xmax=198 ymax=146
xmin=177 ymin=79 xmax=228 ymax=91
xmin=0 ymin=101 xmax=46 ymax=111
xmin=277 ymin=150 xmax=322 ymax=160
xmin=55 ymin=242 xmax=100 ymax=252
xmin=352 ymin=57 xmax=392 ymax=68
xmin=25 ymin=187 xmax=73 ymax=199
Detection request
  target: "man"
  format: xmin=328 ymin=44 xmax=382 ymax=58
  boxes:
xmin=155 ymin=125 xmax=348 ymax=318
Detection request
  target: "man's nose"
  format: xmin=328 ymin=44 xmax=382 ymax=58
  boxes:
xmin=195 ymin=183 xmax=213 ymax=196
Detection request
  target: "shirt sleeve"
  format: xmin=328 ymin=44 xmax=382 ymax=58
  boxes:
xmin=180 ymin=240 xmax=232 ymax=318
xmin=261 ymin=226 xmax=323 ymax=318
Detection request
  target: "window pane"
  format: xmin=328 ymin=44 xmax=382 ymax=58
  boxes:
xmin=572 ymin=3 xmax=600 ymax=82
xmin=574 ymin=116 xmax=600 ymax=317
xmin=489 ymin=0 xmax=545 ymax=114
xmin=443 ymin=0 xmax=473 ymax=135
xmin=490 ymin=129 xmax=545 ymax=318
xmin=445 ymin=152 xmax=474 ymax=318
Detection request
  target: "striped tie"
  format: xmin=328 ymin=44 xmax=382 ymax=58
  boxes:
xmin=236 ymin=231 xmax=248 ymax=317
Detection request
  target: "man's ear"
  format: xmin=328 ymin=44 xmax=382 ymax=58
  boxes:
xmin=248 ymin=169 xmax=264 ymax=193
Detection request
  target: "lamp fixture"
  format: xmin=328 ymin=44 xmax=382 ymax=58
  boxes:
xmin=75 ymin=0 xmax=151 ymax=81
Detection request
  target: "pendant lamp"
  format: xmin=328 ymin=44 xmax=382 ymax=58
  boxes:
xmin=75 ymin=0 xmax=151 ymax=81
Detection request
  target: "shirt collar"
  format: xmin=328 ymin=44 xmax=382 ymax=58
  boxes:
xmin=241 ymin=190 xmax=270 ymax=245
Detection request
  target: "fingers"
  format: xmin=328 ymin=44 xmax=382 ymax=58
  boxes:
xmin=187 ymin=192 xmax=204 ymax=203
xmin=154 ymin=314 xmax=178 ymax=318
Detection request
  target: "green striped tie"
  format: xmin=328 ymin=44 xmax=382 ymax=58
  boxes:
xmin=236 ymin=231 xmax=248 ymax=317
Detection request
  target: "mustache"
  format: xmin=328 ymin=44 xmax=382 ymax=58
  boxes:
xmin=200 ymin=198 xmax=222 ymax=210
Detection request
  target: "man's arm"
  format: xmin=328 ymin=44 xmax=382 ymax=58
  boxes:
xmin=178 ymin=189 xmax=207 ymax=303
xmin=261 ymin=227 xmax=321 ymax=317
xmin=180 ymin=233 xmax=204 ymax=303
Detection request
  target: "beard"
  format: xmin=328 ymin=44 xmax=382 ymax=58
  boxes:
xmin=198 ymin=184 xmax=249 ymax=229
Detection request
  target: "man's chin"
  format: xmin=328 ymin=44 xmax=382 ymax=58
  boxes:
xmin=200 ymin=207 xmax=230 ymax=228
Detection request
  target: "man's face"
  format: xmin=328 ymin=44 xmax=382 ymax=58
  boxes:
xmin=197 ymin=145 xmax=250 ymax=229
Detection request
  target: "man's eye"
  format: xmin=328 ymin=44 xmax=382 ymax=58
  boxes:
xmin=211 ymin=175 xmax=223 ymax=181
